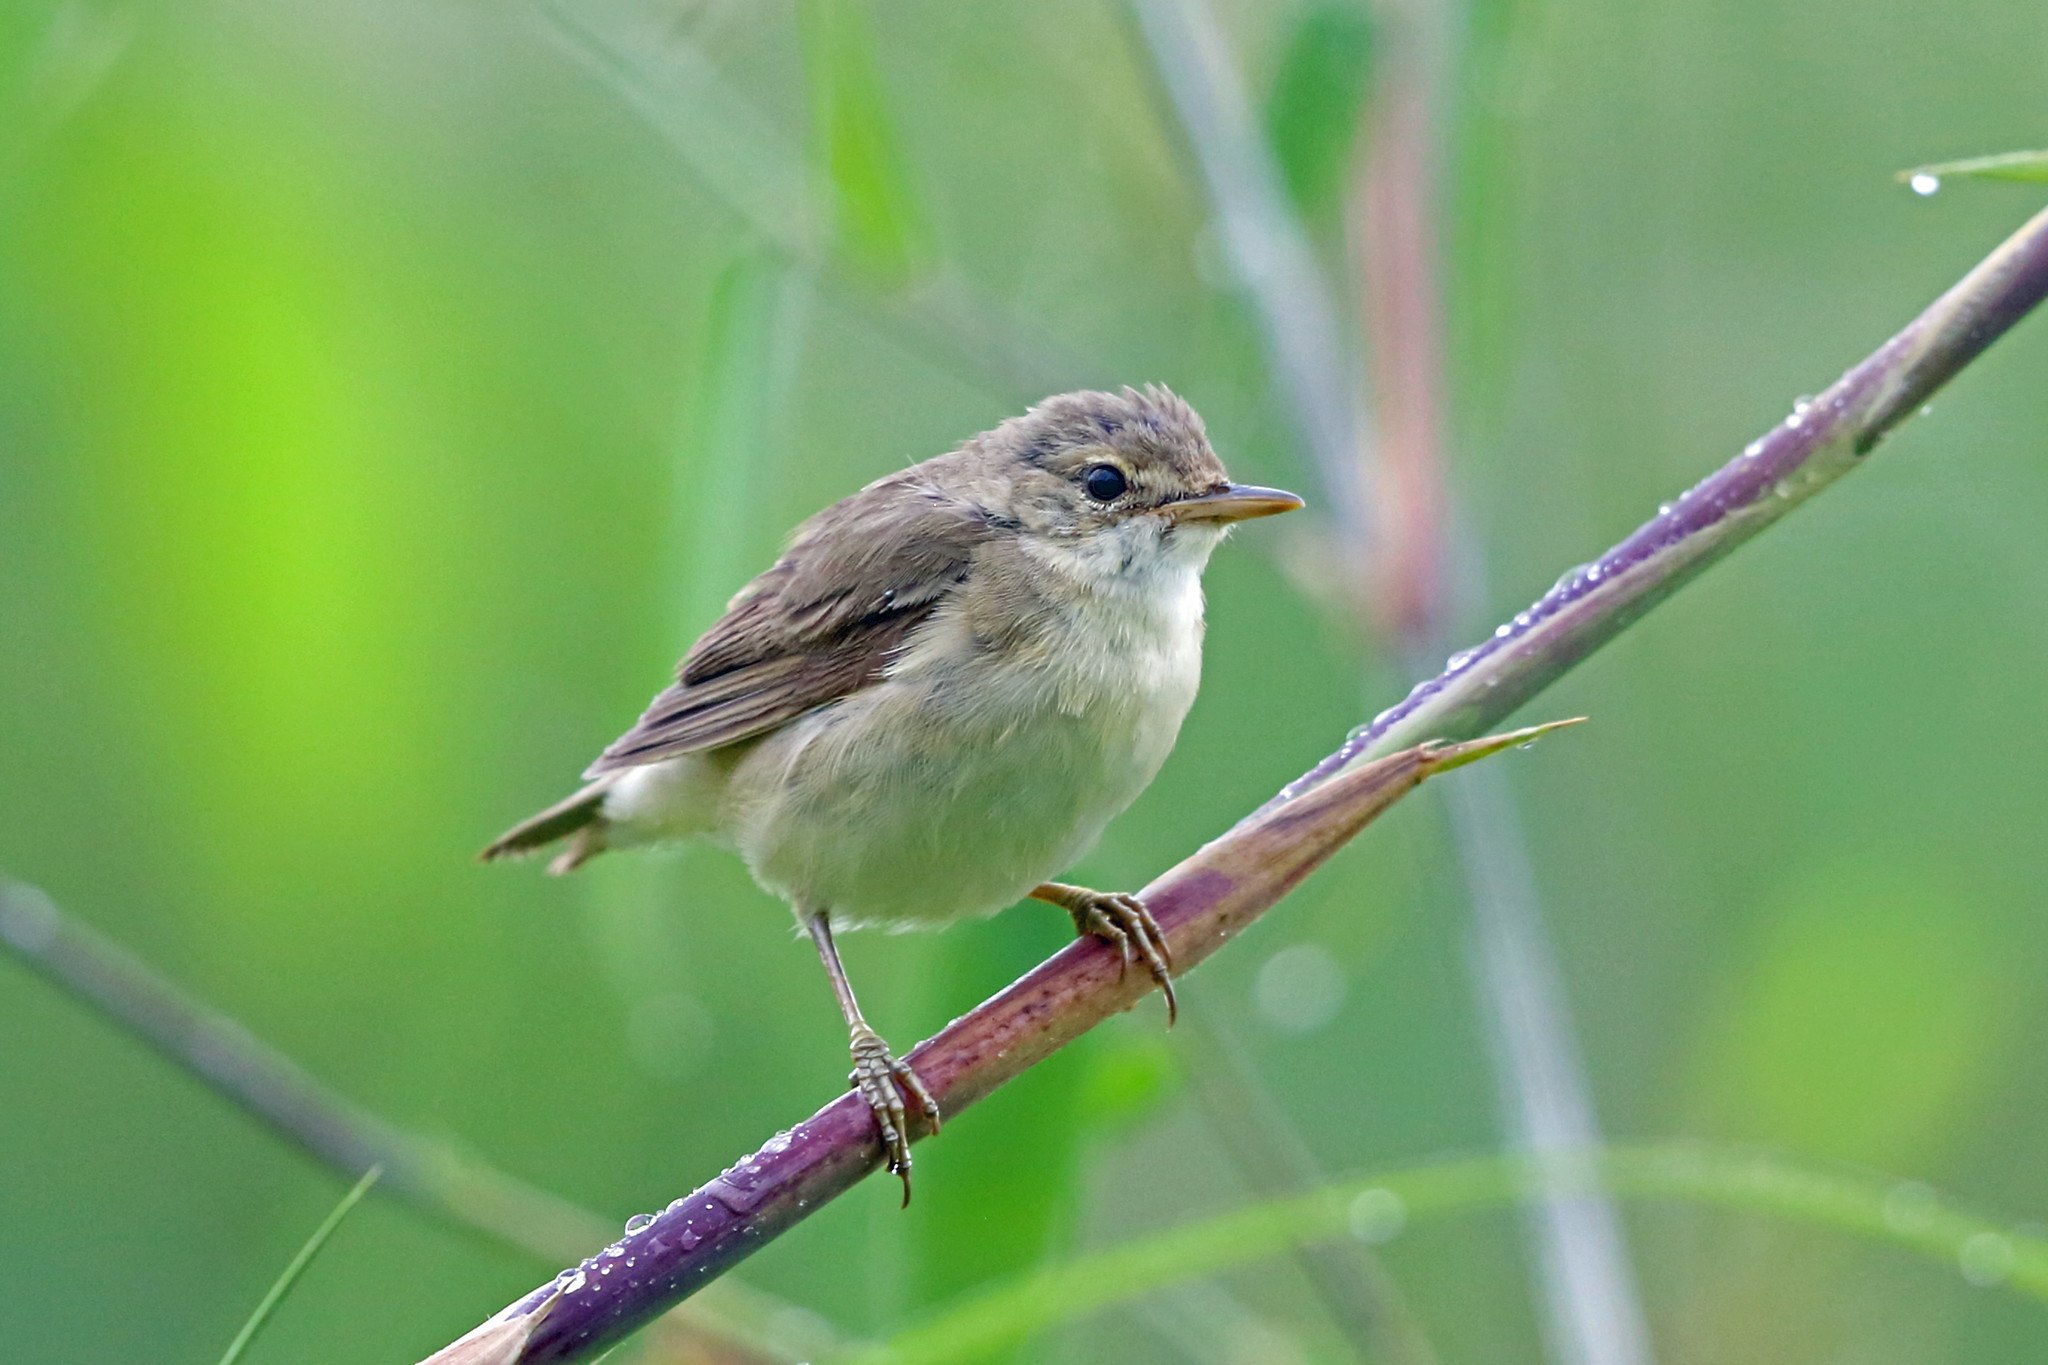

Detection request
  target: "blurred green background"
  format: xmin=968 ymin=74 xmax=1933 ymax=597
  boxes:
xmin=3 ymin=0 xmax=2047 ymax=1361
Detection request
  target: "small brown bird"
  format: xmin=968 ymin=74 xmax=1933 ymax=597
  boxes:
xmin=484 ymin=386 xmax=1302 ymax=1198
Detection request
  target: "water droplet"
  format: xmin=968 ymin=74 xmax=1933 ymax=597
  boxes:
xmin=1960 ymin=1231 xmax=2015 ymax=1286
xmin=600 ymin=1263 xmax=613 ymax=1276
xmin=1657 ymin=502 xmax=1674 ymax=515
xmin=1785 ymin=410 xmax=1804 ymax=430
xmin=1348 ymin=1188 xmax=1407 ymax=1243
xmin=1743 ymin=440 xmax=1764 ymax=459
xmin=762 ymin=1130 xmax=795 ymax=1156
xmin=1493 ymin=622 xmax=1512 ymax=639
xmin=1910 ymin=172 xmax=1941 ymax=197
xmin=1919 ymin=403 xmax=1935 ymax=417
xmin=623 ymin=1213 xmax=654 ymax=1234
xmin=706 ymin=1175 xmax=766 ymax=1215
xmin=561 ymin=1269 xmax=588 ymax=1294
xmin=1793 ymin=395 xmax=1814 ymax=413
xmin=1584 ymin=562 xmax=1603 ymax=583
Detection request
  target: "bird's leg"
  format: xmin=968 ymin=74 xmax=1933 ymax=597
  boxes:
xmin=804 ymin=910 xmax=939 ymax=1205
xmin=1030 ymin=882 xmax=1177 ymax=1025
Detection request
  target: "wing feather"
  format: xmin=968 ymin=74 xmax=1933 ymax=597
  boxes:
xmin=584 ymin=465 xmax=992 ymax=776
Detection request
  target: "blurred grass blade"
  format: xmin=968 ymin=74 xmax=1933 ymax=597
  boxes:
xmin=535 ymin=0 xmax=819 ymax=257
xmin=796 ymin=0 xmax=932 ymax=283
xmin=857 ymin=1144 xmax=2048 ymax=1363
xmin=1263 ymin=4 xmax=1377 ymax=216
xmin=1130 ymin=0 xmax=1370 ymax=543
xmin=668 ymin=253 xmax=808 ymax=628
xmin=2 ymin=0 xmax=134 ymax=175
xmin=217 ymin=1165 xmax=382 ymax=1365
xmin=1898 ymin=150 xmax=2048 ymax=189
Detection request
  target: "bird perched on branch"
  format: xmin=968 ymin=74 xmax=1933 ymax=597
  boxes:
xmin=485 ymin=386 xmax=1302 ymax=1199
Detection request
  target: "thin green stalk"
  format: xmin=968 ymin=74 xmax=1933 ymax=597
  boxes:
xmin=217 ymin=1166 xmax=383 ymax=1365
xmin=858 ymin=1143 xmax=2048 ymax=1363
xmin=1898 ymin=150 xmax=2048 ymax=189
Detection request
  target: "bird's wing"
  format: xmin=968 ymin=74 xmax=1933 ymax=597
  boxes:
xmin=584 ymin=468 xmax=997 ymax=775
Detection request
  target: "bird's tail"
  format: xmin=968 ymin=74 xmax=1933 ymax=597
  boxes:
xmin=480 ymin=781 xmax=611 ymax=875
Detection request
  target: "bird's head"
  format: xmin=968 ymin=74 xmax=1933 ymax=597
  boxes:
xmin=963 ymin=385 xmax=1303 ymax=585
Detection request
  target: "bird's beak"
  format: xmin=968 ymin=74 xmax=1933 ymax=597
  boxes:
xmin=1158 ymin=483 xmax=1306 ymax=525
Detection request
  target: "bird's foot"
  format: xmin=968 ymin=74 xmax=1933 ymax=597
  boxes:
xmin=848 ymin=1025 xmax=940 ymax=1205
xmin=1061 ymin=889 xmax=1177 ymax=1025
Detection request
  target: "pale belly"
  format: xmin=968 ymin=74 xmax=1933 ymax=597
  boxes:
xmin=724 ymin=639 xmax=1198 ymax=930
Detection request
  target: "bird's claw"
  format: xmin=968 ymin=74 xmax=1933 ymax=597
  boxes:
xmin=848 ymin=1026 xmax=940 ymax=1205
xmin=1068 ymin=891 xmax=1178 ymax=1026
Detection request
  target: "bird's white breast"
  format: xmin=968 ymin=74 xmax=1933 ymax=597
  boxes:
xmin=725 ymin=537 xmax=1210 ymax=929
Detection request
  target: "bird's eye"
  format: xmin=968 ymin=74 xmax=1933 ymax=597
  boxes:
xmin=1081 ymin=464 xmax=1128 ymax=503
